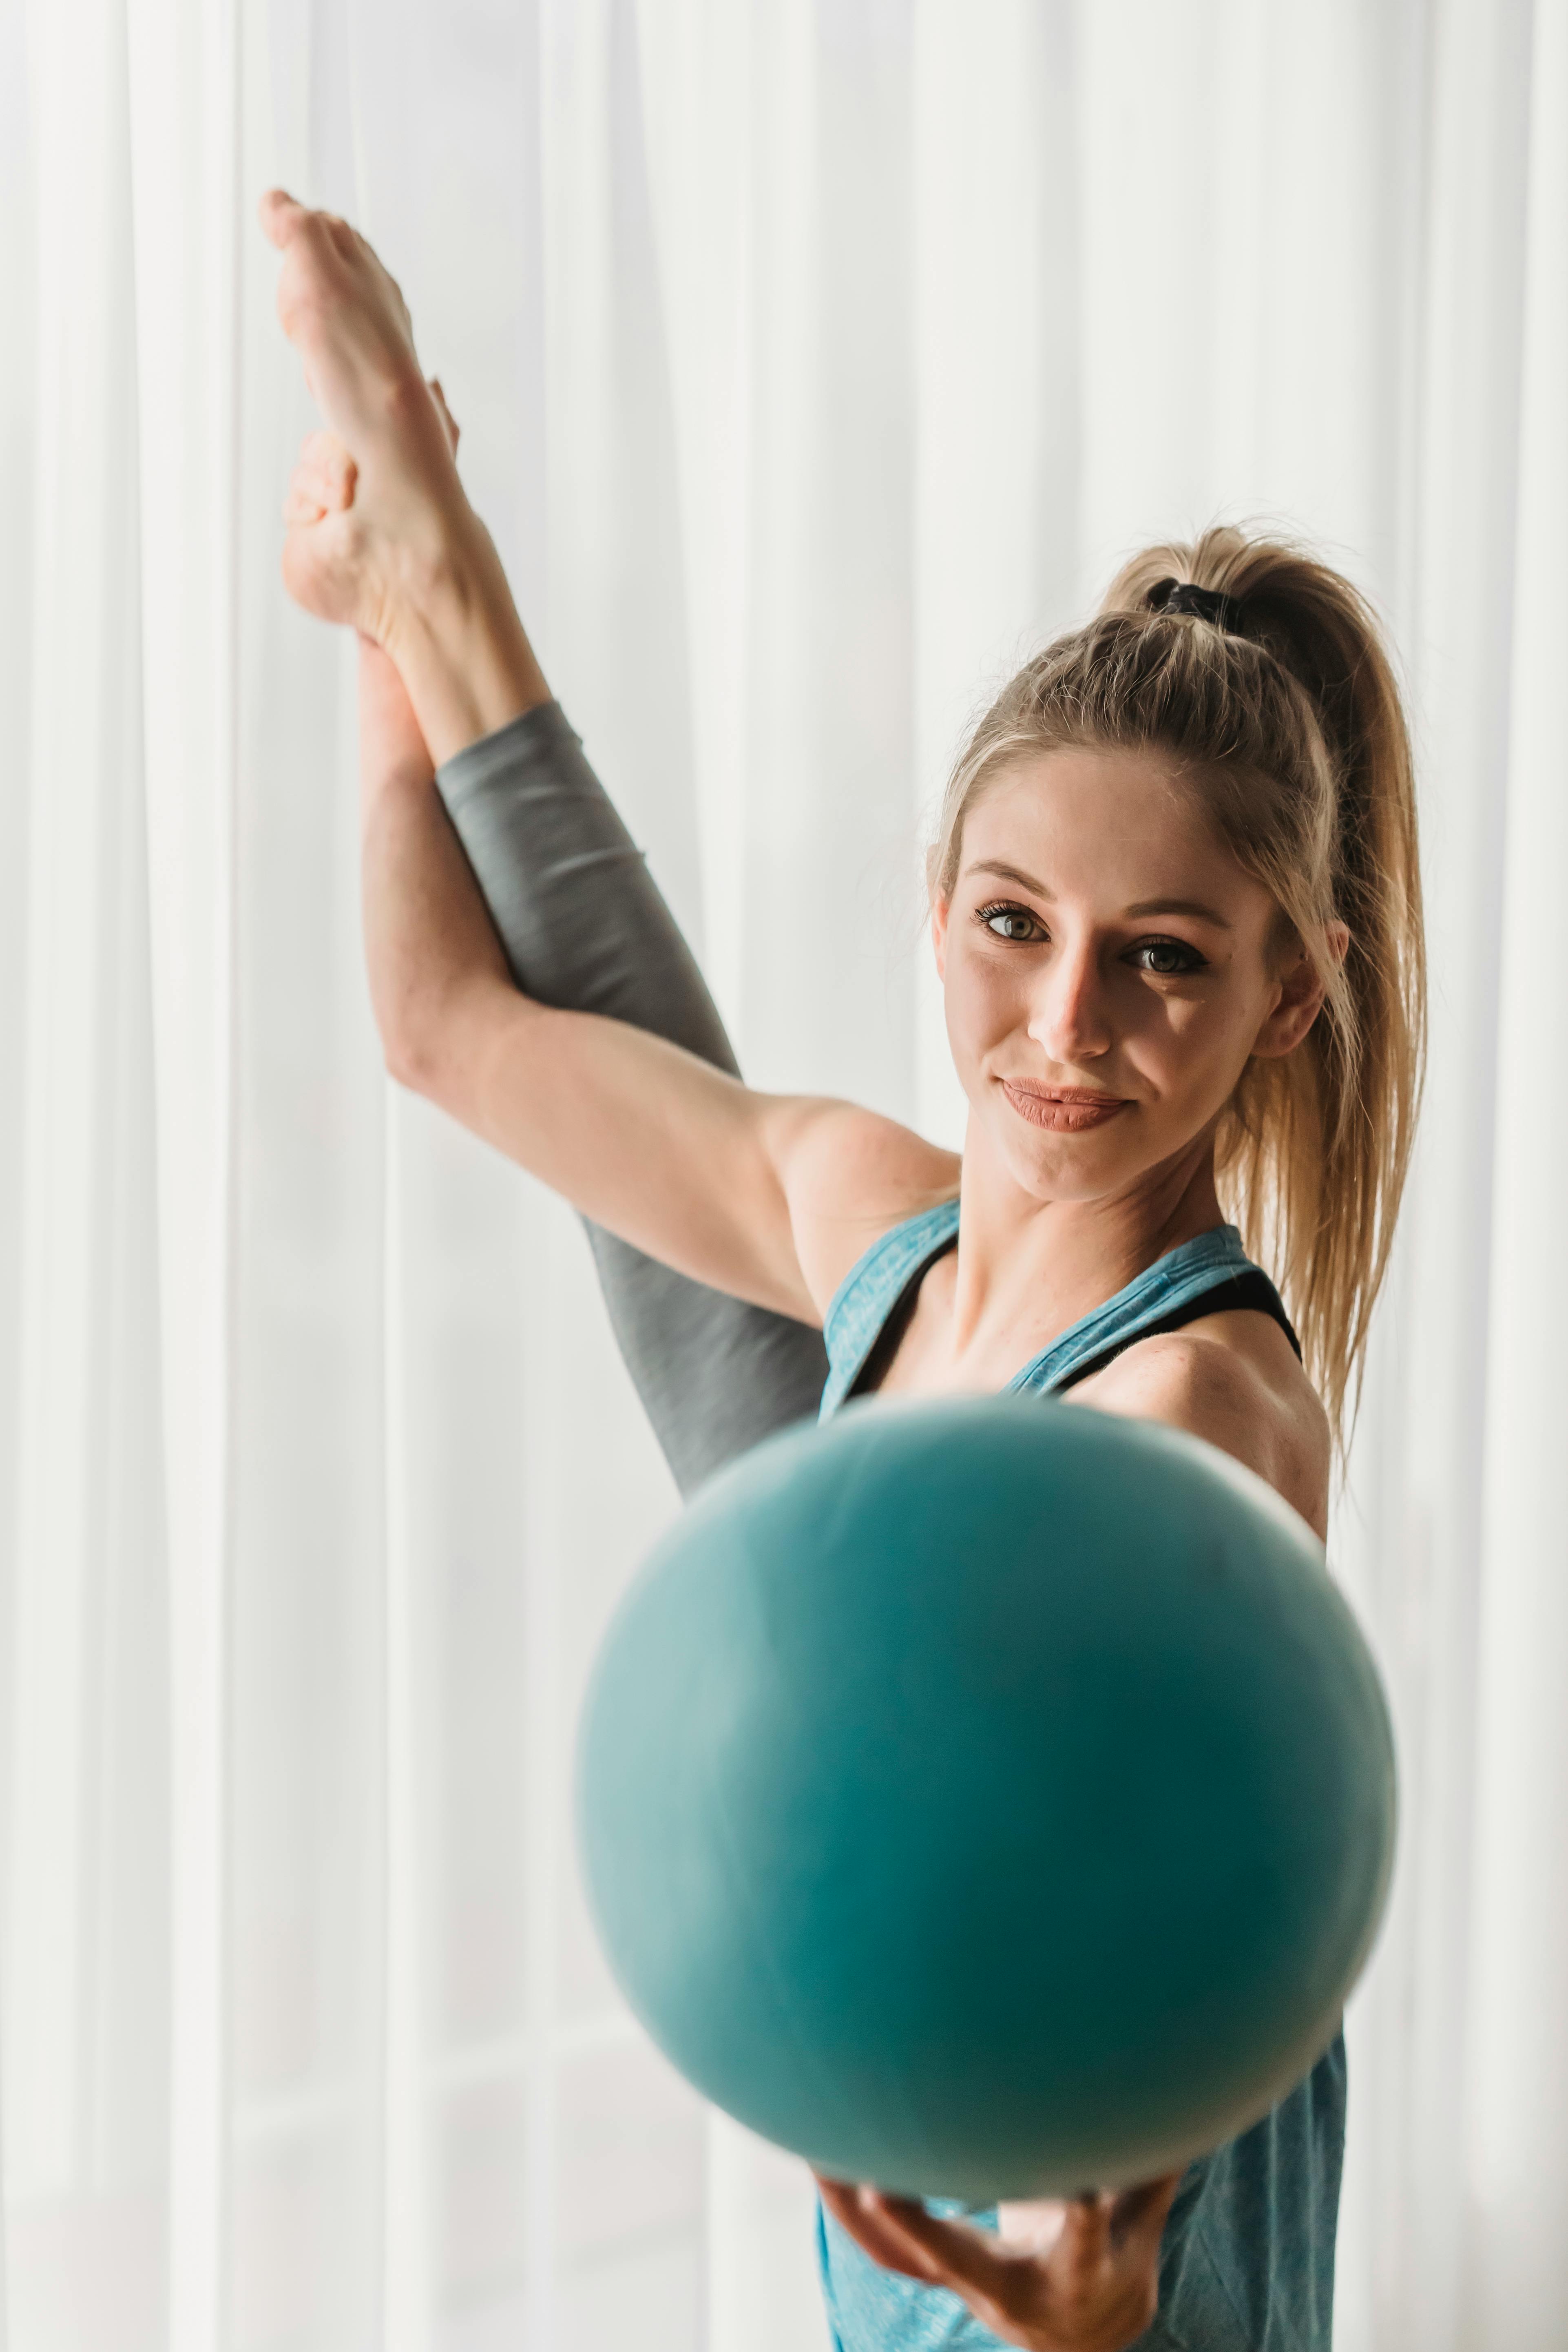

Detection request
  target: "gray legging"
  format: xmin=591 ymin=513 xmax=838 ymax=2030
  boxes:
xmin=436 ymin=701 xmax=826 ymax=1495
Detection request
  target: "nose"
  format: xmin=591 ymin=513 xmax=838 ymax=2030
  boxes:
xmin=1026 ymin=934 xmax=1113 ymax=1065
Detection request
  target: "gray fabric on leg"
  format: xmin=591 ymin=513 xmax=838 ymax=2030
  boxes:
xmin=436 ymin=701 xmax=828 ymax=1495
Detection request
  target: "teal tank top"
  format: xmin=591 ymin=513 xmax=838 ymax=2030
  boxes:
xmin=813 ymin=1205 xmax=1345 ymax=2352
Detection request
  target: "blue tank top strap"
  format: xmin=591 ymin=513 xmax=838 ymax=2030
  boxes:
xmin=1007 ymin=1223 xmax=1271 ymax=1396
xmin=819 ymin=1198 xmax=961 ymax=1421
xmin=819 ymin=1209 xmax=1292 ymax=1424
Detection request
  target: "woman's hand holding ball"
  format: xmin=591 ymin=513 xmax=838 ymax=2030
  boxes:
xmin=816 ymin=2172 xmax=1181 ymax=2351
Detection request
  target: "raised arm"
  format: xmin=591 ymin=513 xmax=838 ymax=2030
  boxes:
xmin=358 ymin=714 xmax=889 ymax=1322
xmin=355 ymin=644 xmax=828 ymax=1489
xmin=349 ymin=597 xmax=935 ymax=1314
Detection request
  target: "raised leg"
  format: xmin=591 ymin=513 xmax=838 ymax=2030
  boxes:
xmin=267 ymin=199 xmax=829 ymax=1495
xmin=434 ymin=706 xmax=829 ymax=1493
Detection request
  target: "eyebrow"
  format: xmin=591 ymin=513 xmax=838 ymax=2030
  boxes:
xmin=964 ymin=859 xmax=1233 ymax=930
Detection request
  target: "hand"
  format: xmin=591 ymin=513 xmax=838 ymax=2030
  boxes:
xmin=816 ymin=2172 xmax=1181 ymax=2352
xmin=280 ymin=382 xmax=460 ymax=639
xmin=279 ymin=389 xmax=462 ymax=796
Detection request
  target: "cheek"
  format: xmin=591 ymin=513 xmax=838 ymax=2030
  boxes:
xmin=1104 ymin=974 xmax=1241 ymax=1091
xmin=944 ymin=944 xmax=1023 ymax=1048
xmin=1146 ymin=982 xmax=1270 ymax=1094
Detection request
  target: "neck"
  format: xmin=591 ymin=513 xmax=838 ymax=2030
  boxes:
xmin=946 ymin=1129 xmax=1226 ymax=1357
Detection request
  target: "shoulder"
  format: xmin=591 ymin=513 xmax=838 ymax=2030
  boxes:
xmin=1068 ymin=1311 xmax=1331 ymax=1540
xmin=761 ymin=1096 xmax=960 ymax=1320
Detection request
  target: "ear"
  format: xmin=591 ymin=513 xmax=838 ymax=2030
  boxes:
xmin=931 ymin=894 xmax=951 ymax=981
xmin=1250 ymin=923 xmax=1349 ymax=1060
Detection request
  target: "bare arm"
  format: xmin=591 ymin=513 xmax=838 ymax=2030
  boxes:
xmin=301 ymin=403 xmax=822 ymax=1488
xmin=351 ymin=637 xmax=835 ymax=1492
xmin=354 ymin=633 xmax=952 ymax=1321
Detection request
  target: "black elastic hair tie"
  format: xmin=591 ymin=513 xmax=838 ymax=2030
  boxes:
xmin=1148 ymin=576 xmax=1243 ymax=633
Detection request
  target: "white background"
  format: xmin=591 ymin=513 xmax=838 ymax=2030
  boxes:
xmin=1 ymin=1 xmax=1565 ymax=2347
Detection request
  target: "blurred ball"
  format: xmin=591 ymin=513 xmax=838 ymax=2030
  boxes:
xmin=576 ymin=1396 xmax=1395 ymax=2199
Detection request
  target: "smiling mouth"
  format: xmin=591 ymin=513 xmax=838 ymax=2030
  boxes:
xmin=1000 ymin=1082 xmax=1130 ymax=1133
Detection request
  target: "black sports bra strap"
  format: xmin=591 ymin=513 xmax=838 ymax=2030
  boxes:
xmin=1052 ymin=1268 xmax=1302 ymax=1396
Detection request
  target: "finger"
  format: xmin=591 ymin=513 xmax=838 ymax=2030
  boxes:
xmin=301 ymin=427 xmax=352 ymax=471
xmin=298 ymin=430 xmax=357 ymax=507
xmin=282 ymin=484 xmax=327 ymax=527
xmin=285 ymin=465 xmax=343 ymax=523
xmin=814 ymin=2182 xmax=944 ymax=2286
xmin=427 ymin=377 xmax=460 ymax=454
xmin=1110 ymin=2171 xmax=1182 ymax=2255
xmin=994 ymin=2195 xmax=1069 ymax=2254
xmin=1052 ymin=2193 xmax=1114 ymax=2287
xmin=851 ymin=2192 xmax=1020 ymax=2306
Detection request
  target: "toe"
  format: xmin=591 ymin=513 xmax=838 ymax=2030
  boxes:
xmin=259 ymin=187 xmax=308 ymax=247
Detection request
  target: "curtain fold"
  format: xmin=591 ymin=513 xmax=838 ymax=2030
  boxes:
xmin=125 ymin=0 xmax=242 ymax=2339
xmin=1469 ymin=0 xmax=1568 ymax=2338
xmin=3 ymin=2 xmax=1566 ymax=2346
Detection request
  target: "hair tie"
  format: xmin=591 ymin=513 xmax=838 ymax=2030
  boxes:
xmin=1149 ymin=577 xmax=1243 ymax=633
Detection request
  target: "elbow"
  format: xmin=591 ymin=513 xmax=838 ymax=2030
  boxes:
xmin=377 ymin=1001 xmax=445 ymax=1097
xmin=377 ymin=974 xmax=512 ymax=1104
xmin=381 ymin=1033 xmax=428 ymax=1095
xmin=381 ymin=1032 xmax=429 ymax=1096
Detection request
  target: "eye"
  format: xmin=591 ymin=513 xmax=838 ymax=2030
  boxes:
xmin=975 ymin=900 xmax=1047 ymax=945
xmin=1129 ymin=936 xmax=1208 ymax=977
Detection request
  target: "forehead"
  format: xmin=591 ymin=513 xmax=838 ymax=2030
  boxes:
xmin=961 ymin=746 xmax=1259 ymax=907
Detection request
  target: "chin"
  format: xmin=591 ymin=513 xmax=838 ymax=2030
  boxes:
xmin=996 ymin=1123 xmax=1138 ymax=1205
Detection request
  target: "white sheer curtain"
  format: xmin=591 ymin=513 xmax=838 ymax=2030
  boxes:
xmin=2 ymin=2 xmax=1565 ymax=2347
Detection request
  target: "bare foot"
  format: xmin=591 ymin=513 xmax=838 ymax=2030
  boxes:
xmin=279 ymin=379 xmax=459 ymax=642
xmin=261 ymin=191 xmax=547 ymax=757
xmin=262 ymin=191 xmax=474 ymax=643
xmin=261 ymin=191 xmax=453 ymax=475
xmin=281 ymin=399 xmax=466 ymax=800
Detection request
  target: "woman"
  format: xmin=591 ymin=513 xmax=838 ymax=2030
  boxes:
xmin=262 ymin=191 xmax=1424 ymax=2352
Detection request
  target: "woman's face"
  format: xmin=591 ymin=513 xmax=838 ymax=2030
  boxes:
xmin=933 ymin=746 xmax=1327 ymax=1207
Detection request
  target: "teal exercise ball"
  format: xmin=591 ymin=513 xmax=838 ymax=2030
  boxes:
xmin=576 ymin=1397 xmax=1395 ymax=2200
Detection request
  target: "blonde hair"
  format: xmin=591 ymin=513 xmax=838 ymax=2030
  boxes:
xmin=928 ymin=524 xmax=1426 ymax=1445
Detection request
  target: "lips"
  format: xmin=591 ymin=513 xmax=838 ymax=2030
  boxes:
xmin=1000 ymin=1082 xmax=1130 ymax=1133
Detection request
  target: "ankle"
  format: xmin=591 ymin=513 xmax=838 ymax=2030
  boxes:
xmin=382 ymin=368 xmax=463 ymax=487
xmin=381 ymin=519 xmax=551 ymax=766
